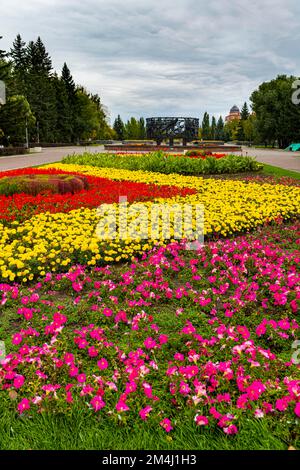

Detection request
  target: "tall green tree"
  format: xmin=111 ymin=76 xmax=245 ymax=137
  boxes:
xmin=125 ymin=117 xmax=140 ymax=140
xmin=215 ymin=116 xmax=224 ymax=140
xmin=1 ymin=35 xmax=114 ymax=145
xmin=243 ymin=114 xmax=258 ymax=143
xmin=236 ymin=120 xmax=245 ymax=141
xmin=250 ymin=75 xmax=300 ymax=148
xmin=139 ymin=117 xmax=146 ymax=139
xmin=211 ymin=116 xmax=217 ymax=140
xmin=0 ymin=94 xmax=35 ymax=144
xmin=61 ymin=63 xmax=76 ymax=99
xmin=25 ymin=37 xmax=57 ymax=142
xmin=113 ymin=115 xmax=125 ymax=140
xmin=0 ymin=36 xmax=10 ymax=81
xmin=241 ymin=102 xmax=250 ymax=120
xmin=224 ymin=119 xmax=240 ymax=141
xmin=202 ymin=112 xmax=211 ymax=140
xmin=9 ymin=34 xmax=27 ymax=95
xmin=52 ymin=73 xmax=73 ymax=142
xmin=90 ymin=93 xmax=113 ymax=139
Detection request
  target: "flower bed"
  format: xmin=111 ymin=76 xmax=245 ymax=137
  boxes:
xmin=62 ymin=151 xmax=261 ymax=175
xmin=0 ymin=163 xmax=299 ymax=282
xmin=0 ymin=222 xmax=299 ymax=438
xmin=0 ymin=168 xmax=195 ymax=222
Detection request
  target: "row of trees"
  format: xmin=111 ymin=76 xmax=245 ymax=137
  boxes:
xmin=250 ymin=75 xmax=300 ymax=148
xmin=201 ymin=113 xmax=225 ymax=140
xmin=212 ymin=76 xmax=300 ymax=147
xmin=0 ymin=35 xmax=114 ymax=145
xmin=200 ymin=103 xmax=252 ymax=142
xmin=113 ymin=115 xmax=147 ymax=140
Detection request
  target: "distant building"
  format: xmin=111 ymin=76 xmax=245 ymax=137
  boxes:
xmin=225 ymin=105 xmax=241 ymax=122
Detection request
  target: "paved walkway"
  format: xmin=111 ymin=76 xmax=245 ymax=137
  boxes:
xmin=0 ymin=146 xmax=105 ymax=171
xmin=241 ymin=146 xmax=300 ymax=172
xmin=0 ymin=145 xmax=299 ymax=173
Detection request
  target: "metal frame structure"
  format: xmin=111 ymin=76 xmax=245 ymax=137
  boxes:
xmin=146 ymin=117 xmax=199 ymax=146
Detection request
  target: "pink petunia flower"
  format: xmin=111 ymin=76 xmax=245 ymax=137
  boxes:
xmin=77 ymin=374 xmax=86 ymax=383
xmin=294 ymin=402 xmax=300 ymax=417
xmin=224 ymin=424 xmax=238 ymax=435
xmin=160 ymin=418 xmax=173 ymax=432
xmin=116 ymin=400 xmax=129 ymax=412
xmin=17 ymin=398 xmax=30 ymax=414
xmin=139 ymin=406 xmax=152 ymax=420
xmin=13 ymin=375 xmax=25 ymax=389
xmin=90 ymin=395 xmax=105 ymax=411
xmin=97 ymin=358 xmax=109 ymax=370
xmin=12 ymin=333 xmax=23 ymax=345
xmin=144 ymin=337 xmax=157 ymax=349
xmin=195 ymin=415 xmax=209 ymax=426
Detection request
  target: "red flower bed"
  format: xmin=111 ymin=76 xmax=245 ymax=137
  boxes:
xmin=185 ymin=152 xmax=227 ymax=159
xmin=114 ymin=152 xmax=227 ymax=159
xmin=0 ymin=168 xmax=196 ymax=222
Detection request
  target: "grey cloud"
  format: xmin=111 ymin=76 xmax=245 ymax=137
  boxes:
xmin=1 ymin=0 xmax=300 ymax=121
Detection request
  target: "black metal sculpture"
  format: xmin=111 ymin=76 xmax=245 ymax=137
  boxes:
xmin=146 ymin=117 xmax=199 ymax=146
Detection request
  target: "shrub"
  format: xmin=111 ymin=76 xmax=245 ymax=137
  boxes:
xmin=185 ymin=150 xmax=208 ymax=157
xmin=62 ymin=152 xmax=262 ymax=175
xmin=0 ymin=174 xmax=89 ymax=196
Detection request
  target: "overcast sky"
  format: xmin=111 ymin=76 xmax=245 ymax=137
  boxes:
xmin=1 ymin=0 xmax=300 ymax=122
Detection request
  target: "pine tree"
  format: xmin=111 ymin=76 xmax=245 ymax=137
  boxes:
xmin=25 ymin=37 xmax=57 ymax=142
xmin=61 ymin=63 xmax=76 ymax=99
xmin=33 ymin=36 xmax=52 ymax=75
xmin=0 ymin=36 xmax=10 ymax=81
xmin=10 ymin=34 xmax=27 ymax=71
xmin=241 ymin=102 xmax=250 ymax=120
xmin=216 ymin=116 xmax=224 ymax=140
xmin=10 ymin=34 xmax=27 ymax=95
xmin=53 ymin=73 xmax=73 ymax=142
xmin=113 ymin=115 xmax=125 ymax=140
xmin=139 ymin=117 xmax=146 ymax=139
xmin=202 ymin=112 xmax=211 ymax=140
xmin=61 ymin=63 xmax=77 ymax=140
xmin=211 ymin=116 xmax=217 ymax=140
xmin=126 ymin=117 xmax=140 ymax=139
xmin=236 ymin=120 xmax=245 ymax=141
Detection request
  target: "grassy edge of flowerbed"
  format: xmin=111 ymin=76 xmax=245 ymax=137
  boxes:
xmin=0 ymin=398 xmax=291 ymax=450
xmin=260 ymin=164 xmax=300 ymax=179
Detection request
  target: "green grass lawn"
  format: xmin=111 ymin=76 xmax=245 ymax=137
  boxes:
xmin=0 ymin=401 xmax=290 ymax=450
xmin=261 ymin=164 xmax=300 ymax=179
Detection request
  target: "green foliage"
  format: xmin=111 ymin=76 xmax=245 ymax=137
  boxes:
xmin=0 ymin=36 xmax=10 ymax=82
xmin=250 ymin=74 xmax=300 ymax=148
xmin=243 ymin=114 xmax=258 ymax=142
xmin=211 ymin=116 xmax=217 ymax=139
xmin=224 ymin=119 xmax=240 ymax=141
xmin=0 ymin=95 xmax=35 ymax=144
xmin=63 ymin=151 xmax=262 ymax=175
xmin=236 ymin=120 xmax=245 ymax=141
xmin=202 ymin=112 xmax=211 ymax=140
xmin=241 ymin=102 xmax=250 ymax=120
xmin=113 ymin=114 xmax=125 ymax=140
xmin=124 ymin=117 xmax=142 ymax=139
xmin=1 ymin=34 xmax=114 ymax=145
xmin=216 ymin=116 xmax=224 ymax=140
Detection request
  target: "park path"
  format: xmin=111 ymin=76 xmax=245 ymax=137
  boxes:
xmin=241 ymin=146 xmax=300 ymax=172
xmin=0 ymin=145 xmax=299 ymax=172
xmin=0 ymin=146 xmax=105 ymax=172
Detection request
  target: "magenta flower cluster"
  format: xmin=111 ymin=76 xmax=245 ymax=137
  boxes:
xmin=0 ymin=223 xmax=299 ymax=435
